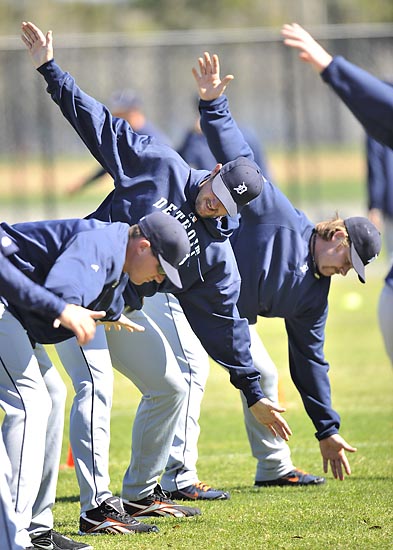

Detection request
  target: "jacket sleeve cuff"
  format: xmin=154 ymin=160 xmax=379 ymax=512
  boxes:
xmin=314 ymin=426 xmax=340 ymax=441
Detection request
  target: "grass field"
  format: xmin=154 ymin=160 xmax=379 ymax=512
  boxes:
xmin=1 ymin=150 xmax=391 ymax=548
xmin=43 ymin=265 xmax=393 ymax=550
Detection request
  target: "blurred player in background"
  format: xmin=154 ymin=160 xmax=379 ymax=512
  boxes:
xmin=68 ymin=88 xmax=171 ymax=195
xmin=177 ymin=95 xmax=269 ymax=173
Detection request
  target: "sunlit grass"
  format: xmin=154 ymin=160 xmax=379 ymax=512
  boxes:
xmin=47 ymin=265 xmax=393 ymax=550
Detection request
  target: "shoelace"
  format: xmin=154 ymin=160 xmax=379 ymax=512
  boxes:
xmin=194 ymin=482 xmax=213 ymax=492
xmin=31 ymin=531 xmax=52 ymax=545
xmin=103 ymin=502 xmax=139 ymax=523
xmin=153 ymin=484 xmax=175 ymax=503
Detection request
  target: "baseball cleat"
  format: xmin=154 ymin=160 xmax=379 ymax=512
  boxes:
xmin=255 ymin=468 xmax=326 ymax=487
xmin=170 ymin=481 xmax=230 ymax=501
xmin=122 ymin=484 xmax=201 ymax=518
xmin=78 ymin=496 xmax=158 ymax=535
xmin=31 ymin=530 xmax=93 ymax=549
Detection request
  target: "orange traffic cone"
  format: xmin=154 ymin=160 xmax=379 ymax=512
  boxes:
xmin=59 ymin=444 xmax=74 ymax=469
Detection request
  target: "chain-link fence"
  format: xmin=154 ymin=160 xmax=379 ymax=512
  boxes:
xmin=1 ymin=23 xmax=393 ymax=220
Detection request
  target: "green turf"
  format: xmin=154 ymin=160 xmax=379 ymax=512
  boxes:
xmin=47 ymin=265 xmax=392 ymax=550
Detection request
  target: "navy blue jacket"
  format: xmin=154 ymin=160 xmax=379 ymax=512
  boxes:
xmin=0 ymin=219 xmax=130 ymax=344
xmin=37 ymin=60 xmax=263 ymax=406
xmin=366 ymin=134 xmax=393 ymax=218
xmin=321 ymin=56 xmax=393 ymax=149
xmin=178 ymin=126 xmax=268 ymax=175
xmin=78 ymin=120 xmax=172 ymax=190
xmin=0 ymin=228 xmax=66 ymax=319
xmin=200 ymin=95 xmax=341 ymax=440
xmin=385 ymin=264 xmax=393 ymax=289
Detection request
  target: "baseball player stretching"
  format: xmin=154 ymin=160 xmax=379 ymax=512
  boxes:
xmin=21 ymin=21 xmax=292 ymax=536
xmin=197 ymin=52 xmax=381 ymax=482
xmin=0 ymin=213 xmax=190 ymax=548
xmin=0 ymin=228 xmax=103 ymax=550
xmin=280 ymin=23 xmax=393 ymax=371
xmin=129 ymin=51 xmax=360 ymax=494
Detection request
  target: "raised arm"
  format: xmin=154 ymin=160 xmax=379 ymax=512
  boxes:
xmin=192 ymin=51 xmax=234 ymax=101
xmin=281 ymin=22 xmax=393 ymax=149
xmin=21 ymin=21 xmax=158 ymax=184
xmin=193 ymin=52 xmax=256 ymax=164
xmin=280 ymin=23 xmax=333 ymax=73
xmin=21 ymin=21 xmax=54 ymax=68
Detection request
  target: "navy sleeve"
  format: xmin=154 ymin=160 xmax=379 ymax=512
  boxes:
xmin=177 ymin=274 xmax=264 ymax=407
xmin=321 ymin=56 xmax=393 ymax=149
xmin=37 ymin=60 xmax=153 ymax=182
xmin=0 ymin=253 xmax=66 ymax=318
xmin=43 ymin=229 xmax=126 ymax=320
xmin=284 ymin=306 xmax=341 ymax=440
xmin=199 ymin=96 xmax=256 ymax=164
xmin=366 ymin=135 xmax=386 ymax=211
xmin=385 ymin=263 xmax=393 ymax=285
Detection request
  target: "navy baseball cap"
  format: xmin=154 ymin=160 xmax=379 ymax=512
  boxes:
xmin=344 ymin=217 xmax=381 ymax=283
xmin=108 ymin=89 xmax=143 ymax=114
xmin=0 ymin=228 xmax=18 ymax=257
xmin=211 ymin=157 xmax=265 ymax=217
xmin=138 ymin=211 xmax=190 ymax=289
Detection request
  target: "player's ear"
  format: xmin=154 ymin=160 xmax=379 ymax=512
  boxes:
xmin=137 ymin=238 xmax=152 ymax=255
xmin=332 ymin=230 xmax=346 ymax=242
xmin=211 ymin=163 xmax=222 ymax=178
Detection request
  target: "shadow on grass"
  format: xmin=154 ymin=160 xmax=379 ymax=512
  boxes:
xmin=56 ymin=494 xmax=80 ymax=503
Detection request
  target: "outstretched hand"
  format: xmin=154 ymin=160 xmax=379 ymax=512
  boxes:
xmin=319 ymin=434 xmax=357 ymax=480
xmin=54 ymin=304 xmax=106 ymax=346
xmin=281 ymin=23 xmax=333 ymax=73
xmin=21 ymin=21 xmax=54 ymax=69
xmin=192 ymin=51 xmax=234 ymax=101
xmin=98 ymin=313 xmax=145 ymax=333
xmin=250 ymin=398 xmax=292 ymax=440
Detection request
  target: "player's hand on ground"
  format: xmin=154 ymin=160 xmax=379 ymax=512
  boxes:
xmin=98 ymin=313 xmax=145 ymax=333
xmin=21 ymin=21 xmax=54 ymax=69
xmin=192 ymin=51 xmax=234 ymax=101
xmin=54 ymin=304 xmax=106 ymax=346
xmin=319 ymin=434 xmax=357 ymax=480
xmin=281 ymin=23 xmax=333 ymax=73
xmin=250 ymin=398 xmax=292 ymax=441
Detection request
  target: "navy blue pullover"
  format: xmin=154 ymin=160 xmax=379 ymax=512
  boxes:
xmin=36 ymin=60 xmax=263 ymax=407
xmin=0 ymin=228 xmax=66 ymax=318
xmin=200 ymin=95 xmax=341 ymax=440
xmin=321 ymin=56 xmax=393 ymax=149
xmin=366 ymin=134 xmax=393 ymax=218
xmin=0 ymin=219 xmax=130 ymax=344
xmin=385 ymin=264 xmax=393 ymax=289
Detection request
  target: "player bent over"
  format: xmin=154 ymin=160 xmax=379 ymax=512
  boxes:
xmin=0 ymin=212 xmax=190 ymax=548
xmin=0 ymin=229 xmax=106 ymax=550
xmin=20 ymin=21 xmax=293 ymax=534
xmin=197 ymin=51 xmax=381 ymax=483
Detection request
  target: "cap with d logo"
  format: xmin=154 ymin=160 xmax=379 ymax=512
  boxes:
xmin=211 ymin=157 xmax=265 ymax=217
